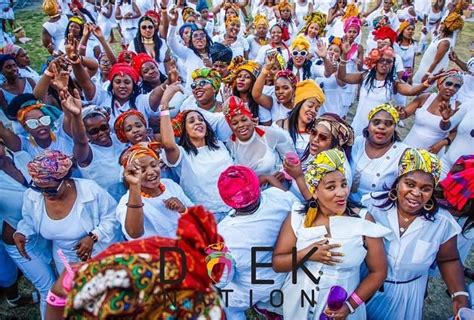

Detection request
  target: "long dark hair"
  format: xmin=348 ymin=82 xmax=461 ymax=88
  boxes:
xmin=300 ymin=127 xmax=339 ymax=163
xmin=232 ymin=71 xmax=259 ymax=119
xmin=372 ymin=178 xmax=439 ymax=221
xmin=363 ymin=66 xmax=397 ymax=96
xmin=133 ymin=16 xmax=164 ymax=63
xmin=189 ymin=27 xmax=213 ymax=59
xmin=178 ymin=110 xmax=220 ymax=156
xmin=286 ymin=59 xmax=313 ymax=80
xmin=107 ymin=81 xmax=141 ymax=116
xmin=286 ymin=100 xmax=309 ymax=145
xmin=64 ymin=20 xmax=85 ymax=40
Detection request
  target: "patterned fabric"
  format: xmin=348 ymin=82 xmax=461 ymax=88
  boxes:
xmin=171 ymin=112 xmax=186 ymax=138
xmin=342 ymin=3 xmax=359 ymax=21
xmin=328 ymin=36 xmax=342 ymax=47
xmin=443 ymin=12 xmax=464 ymax=32
xmin=300 ymin=12 xmax=327 ymax=36
xmin=222 ymin=96 xmax=253 ymax=124
xmin=191 ymin=68 xmax=222 ymax=91
xmin=225 ymin=15 xmax=240 ymax=27
xmin=290 ymin=34 xmax=310 ymax=51
xmin=108 ymin=62 xmax=140 ymax=83
xmin=113 ymin=109 xmax=146 ymax=143
xmin=343 ymin=16 xmax=362 ymax=34
xmin=373 ymin=26 xmax=397 ymax=44
xmin=274 ymin=69 xmax=298 ymax=86
xmin=368 ymin=103 xmax=400 ymax=123
xmin=398 ymin=148 xmax=441 ymax=184
xmin=81 ymin=105 xmax=111 ymax=121
xmin=218 ymin=165 xmax=260 ymax=209
xmin=305 ymin=148 xmax=346 ymax=194
xmin=224 ymin=56 xmax=260 ymax=83
xmin=182 ymin=7 xmax=196 ymax=22
xmin=312 ymin=114 xmax=354 ymax=148
xmin=294 ymin=79 xmax=325 ymax=106
xmin=119 ymin=144 xmax=159 ymax=168
xmin=253 ymin=14 xmax=269 ymax=28
xmin=63 ymin=206 xmax=225 ymax=319
xmin=440 ymin=155 xmax=474 ymax=210
xmin=16 ymin=101 xmax=62 ymax=127
xmin=364 ymin=46 xmax=395 ymax=69
xmin=28 ymin=150 xmax=73 ymax=184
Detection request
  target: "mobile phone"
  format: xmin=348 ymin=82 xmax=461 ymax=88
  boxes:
xmin=266 ymin=48 xmax=277 ymax=57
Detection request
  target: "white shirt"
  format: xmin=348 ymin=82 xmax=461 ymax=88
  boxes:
xmin=20 ymin=126 xmax=74 ymax=158
xmin=212 ymin=34 xmax=249 ymax=58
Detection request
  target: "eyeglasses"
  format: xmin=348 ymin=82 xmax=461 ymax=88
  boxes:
xmin=87 ymin=124 xmax=110 ymax=135
xmin=378 ymin=58 xmax=394 ymax=65
xmin=141 ymin=25 xmax=154 ymax=30
xmin=443 ymin=81 xmax=462 ymax=90
xmin=370 ymin=118 xmax=395 ymax=127
xmin=292 ymin=50 xmax=308 ymax=57
xmin=192 ymin=32 xmax=206 ymax=40
xmin=191 ymin=79 xmax=212 ymax=90
xmin=24 ymin=116 xmax=51 ymax=129
xmin=29 ymin=180 xmax=64 ymax=196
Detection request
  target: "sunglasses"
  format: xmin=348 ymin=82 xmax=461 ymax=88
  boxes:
xmin=192 ymin=32 xmax=206 ymax=40
xmin=311 ymin=132 xmax=330 ymax=142
xmin=87 ymin=124 xmax=110 ymax=135
xmin=191 ymin=79 xmax=212 ymax=90
xmin=141 ymin=25 xmax=154 ymax=30
xmin=443 ymin=81 xmax=462 ymax=90
xmin=292 ymin=50 xmax=308 ymax=57
xmin=100 ymin=59 xmax=111 ymax=66
xmin=371 ymin=118 xmax=395 ymax=127
xmin=25 ymin=116 xmax=51 ymax=130
xmin=378 ymin=58 xmax=394 ymax=65
xmin=29 ymin=180 xmax=64 ymax=196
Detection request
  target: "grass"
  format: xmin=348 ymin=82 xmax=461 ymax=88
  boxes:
xmin=1 ymin=4 xmax=473 ymax=320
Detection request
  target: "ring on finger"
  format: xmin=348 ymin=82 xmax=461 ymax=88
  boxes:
xmin=326 ymin=251 xmax=331 ymax=257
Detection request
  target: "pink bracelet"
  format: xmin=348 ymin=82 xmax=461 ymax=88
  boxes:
xmin=46 ymin=290 xmax=67 ymax=307
xmin=79 ymin=44 xmax=87 ymax=50
xmin=350 ymin=292 xmax=364 ymax=306
xmin=160 ymin=110 xmax=170 ymax=116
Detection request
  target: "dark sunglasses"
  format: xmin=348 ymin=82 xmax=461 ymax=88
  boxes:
xmin=371 ymin=118 xmax=395 ymax=127
xmin=192 ymin=32 xmax=206 ymax=39
xmin=141 ymin=25 xmax=154 ymax=30
xmin=29 ymin=180 xmax=64 ymax=196
xmin=87 ymin=124 xmax=110 ymax=135
xmin=311 ymin=132 xmax=330 ymax=142
xmin=378 ymin=58 xmax=394 ymax=65
xmin=191 ymin=79 xmax=212 ymax=90
xmin=443 ymin=81 xmax=462 ymax=90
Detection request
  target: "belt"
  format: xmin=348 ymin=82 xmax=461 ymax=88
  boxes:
xmin=379 ymin=275 xmax=422 ymax=292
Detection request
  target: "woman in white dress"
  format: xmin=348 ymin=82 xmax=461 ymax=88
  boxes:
xmin=294 ymin=0 xmax=314 ymax=27
xmin=246 ymin=14 xmax=270 ymax=61
xmin=350 ymin=104 xmax=407 ymax=205
xmin=96 ymin=0 xmax=113 ymax=41
xmin=115 ymin=0 xmax=141 ymax=46
xmin=298 ymin=11 xmax=327 ymax=57
xmin=41 ymin=0 xmax=68 ymax=55
xmin=363 ymin=148 xmax=469 ymax=319
xmin=418 ymin=0 xmax=446 ymax=54
xmin=212 ymin=15 xmax=249 ymax=59
xmin=273 ymin=148 xmax=390 ymax=319
xmin=394 ymin=20 xmax=417 ymax=85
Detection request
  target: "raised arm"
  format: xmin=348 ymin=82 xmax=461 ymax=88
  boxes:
xmin=91 ymin=25 xmax=117 ymax=65
xmin=252 ymin=54 xmax=275 ymax=109
xmin=0 ymin=121 xmax=21 ymax=151
xmin=397 ymin=94 xmax=426 ymax=120
xmin=425 ymin=40 xmax=450 ymax=76
xmin=166 ymin=8 xmax=190 ymax=60
xmin=159 ymin=84 xmax=182 ymax=164
xmin=123 ymin=162 xmax=145 ymax=239
xmin=449 ymin=51 xmax=468 ymax=72
xmin=158 ymin=0 xmax=170 ymax=40
xmin=337 ymin=40 xmax=364 ymax=84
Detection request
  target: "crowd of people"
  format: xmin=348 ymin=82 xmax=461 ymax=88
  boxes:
xmin=0 ymin=0 xmax=473 ymax=319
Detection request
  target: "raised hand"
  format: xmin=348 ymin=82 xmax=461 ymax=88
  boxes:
xmin=60 ymin=89 xmax=83 ymax=116
xmin=169 ymin=6 xmax=178 ymax=25
xmin=439 ymin=101 xmax=459 ymax=121
xmin=264 ymin=52 xmax=276 ymax=71
xmin=161 ymin=82 xmax=183 ymax=105
xmin=50 ymin=59 xmax=71 ymax=92
xmin=315 ymin=41 xmax=327 ymax=59
xmin=124 ymin=159 xmax=142 ymax=186
xmin=341 ymin=38 xmax=351 ymax=56
xmin=91 ymin=24 xmax=104 ymax=39
xmin=222 ymin=84 xmax=233 ymax=102
xmin=449 ymin=50 xmax=459 ymax=62
xmin=65 ymin=33 xmax=79 ymax=62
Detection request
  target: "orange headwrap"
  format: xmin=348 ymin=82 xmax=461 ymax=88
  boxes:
xmin=120 ymin=144 xmax=159 ymax=168
xmin=114 ymin=109 xmax=147 ymax=143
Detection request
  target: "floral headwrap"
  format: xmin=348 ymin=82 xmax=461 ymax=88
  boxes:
xmin=253 ymin=14 xmax=269 ymax=28
xmin=305 ymin=148 xmax=346 ymax=194
xmin=397 ymin=19 xmax=415 ymax=35
xmin=108 ymin=62 xmax=140 ymax=83
xmin=224 ymin=56 xmax=260 ymax=84
xmin=437 ymin=69 xmax=464 ymax=86
xmin=343 ymin=16 xmax=362 ymax=34
xmin=294 ymin=79 xmax=325 ymax=106
xmin=274 ymin=69 xmax=298 ymax=86
xmin=218 ymin=165 xmax=260 ymax=209
xmin=225 ymin=15 xmax=240 ymax=27
xmin=16 ymin=100 xmax=62 ymax=129
xmin=364 ymin=46 xmax=395 ymax=69
xmin=328 ymin=36 xmax=342 ymax=48
xmin=373 ymin=26 xmax=397 ymax=44
xmin=440 ymin=155 xmax=474 ymax=211
xmin=171 ymin=112 xmax=186 ymax=137
xmin=81 ymin=105 xmax=111 ymax=121
xmin=342 ymin=3 xmax=359 ymax=21
xmin=368 ymin=103 xmax=400 ymax=123
xmin=131 ymin=53 xmax=157 ymax=76
xmin=222 ymin=96 xmax=253 ymax=124
xmin=182 ymin=7 xmax=196 ymax=22
xmin=443 ymin=12 xmax=464 ymax=32
xmin=113 ymin=109 xmax=146 ymax=143
xmin=191 ymin=67 xmax=222 ymax=91
xmin=299 ymin=11 xmax=327 ymax=36
xmin=398 ymin=148 xmax=441 ymax=185
xmin=119 ymin=144 xmax=159 ymax=168
xmin=290 ymin=34 xmax=310 ymax=51
xmin=312 ymin=114 xmax=354 ymax=148
xmin=28 ymin=150 xmax=73 ymax=184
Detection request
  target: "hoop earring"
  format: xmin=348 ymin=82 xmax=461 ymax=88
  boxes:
xmin=388 ymin=189 xmax=397 ymax=201
xmin=424 ymin=199 xmax=435 ymax=211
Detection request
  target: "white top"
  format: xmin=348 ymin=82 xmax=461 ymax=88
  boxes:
xmin=413 ymin=37 xmax=453 ymax=84
xmin=19 ymin=67 xmax=40 ymax=83
xmin=20 ymin=126 xmax=74 ymax=158
xmin=349 ymin=136 xmax=408 ymax=204
xmin=456 ymin=72 xmax=474 ymax=105
xmin=269 ymin=94 xmax=293 ymax=122
xmin=295 ymin=0 xmax=313 ymax=26
xmin=212 ymin=34 xmax=249 ymax=58
xmin=119 ymin=3 xmax=139 ymax=30
xmin=226 ymin=126 xmax=296 ymax=176
xmin=394 ymin=42 xmax=418 ymax=69
xmin=116 ymin=178 xmax=193 ymax=240
xmin=246 ymin=35 xmax=266 ymax=61
xmin=316 ymin=73 xmax=346 ymax=117
xmin=127 ymin=39 xmax=169 ymax=75
xmin=161 ymin=142 xmax=233 ymax=213
xmin=42 ymin=15 xmax=69 ymax=51
xmin=217 ymin=188 xmax=297 ymax=306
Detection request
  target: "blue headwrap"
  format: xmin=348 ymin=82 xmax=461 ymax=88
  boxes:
xmin=179 ymin=23 xmax=198 ymax=40
xmin=196 ymin=0 xmax=209 ymax=12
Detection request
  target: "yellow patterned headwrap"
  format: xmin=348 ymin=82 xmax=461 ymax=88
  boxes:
xmin=182 ymin=7 xmax=196 ymax=22
xmin=253 ymin=14 xmax=269 ymax=28
xmin=225 ymin=15 xmax=240 ymax=27
xmin=299 ymin=11 xmax=327 ymax=36
xmin=305 ymin=148 xmax=346 ymax=195
xmin=342 ymin=3 xmax=359 ymax=21
xmin=192 ymin=67 xmax=222 ymax=91
xmin=368 ymin=103 xmax=400 ymax=123
xmin=443 ymin=12 xmax=464 ymax=32
xmin=398 ymin=148 xmax=441 ymax=184
xmin=398 ymin=20 xmax=411 ymax=35
xmin=69 ymin=16 xmax=85 ymax=26
xmin=290 ymin=34 xmax=310 ymax=51
xmin=224 ymin=56 xmax=260 ymax=83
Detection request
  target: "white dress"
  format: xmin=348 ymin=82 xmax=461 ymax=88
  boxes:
xmin=295 ymin=0 xmax=313 ymax=26
xmin=281 ymin=203 xmax=391 ymax=319
xmin=212 ymin=34 xmax=249 ymax=58
xmin=42 ymin=15 xmax=68 ymax=51
xmin=119 ymin=2 xmax=139 ymax=45
xmin=413 ymin=37 xmax=452 ymax=84
xmin=316 ymin=73 xmax=346 ymax=117
xmin=363 ymin=199 xmax=461 ymax=320
xmin=349 ymin=136 xmax=408 ymax=204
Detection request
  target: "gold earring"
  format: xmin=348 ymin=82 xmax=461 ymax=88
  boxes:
xmin=424 ymin=199 xmax=435 ymax=211
xmin=304 ymin=200 xmax=318 ymax=228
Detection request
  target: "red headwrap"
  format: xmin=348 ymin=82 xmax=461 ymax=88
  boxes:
xmin=222 ymin=96 xmax=253 ymax=124
xmin=144 ymin=10 xmax=161 ymax=24
xmin=218 ymin=166 xmax=260 ymax=209
xmin=131 ymin=53 xmax=157 ymax=76
xmin=372 ymin=26 xmax=397 ymax=44
xmin=440 ymin=155 xmax=474 ymax=211
xmin=108 ymin=62 xmax=140 ymax=83
xmin=114 ymin=109 xmax=146 ymax=143
xmin=117 ymin=50 xmax=137 ymax=64
xmin=275 ymin=69 xmax=298 ymax=86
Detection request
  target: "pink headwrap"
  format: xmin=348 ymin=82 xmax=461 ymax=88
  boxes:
xmin=343 ymin=16 xmax=362 ymax=34
xmin=2 ymin=44 xmax=21 ymax=57
xmin=218 ymin=166 xmax=260 ymax=209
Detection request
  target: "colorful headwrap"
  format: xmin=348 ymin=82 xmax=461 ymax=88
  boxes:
xmin=274 ymin=52 xmax=287 ymax=70
xmin=69 ymin=15 xmax=85 ymax=26
xmin=43 ymin=0 xmax=59 ymax=17
xmin=274 ymin=69 xmax=298 ymax=86
xmin=290 ymin=34 xmax=310 ymax=51
xmin=443 ymin=12 xmax=464 ymax=32
xmin=2 ymin=44 xmax=21 ymax=57
xmin=182 ymin=7 xmax=196 ymax=22
xmin=119 ymin=144 xmax=159 ymax=169
xmin=253 ymin=14 xmax=269 ymax=28
xmin=373 ymin=26 xmax=397 ymax=44
xmin=312 ymin=114 xmax=354 ymax=148
xmin=437 ymin=69 xmax=464 ymax=86
xmin=81 ymin=105 xmax=111 ymax=121
xmin=299 ymin=11 xmax=327 ymax=36
xmin=364 ymin=46 xmax=395 ymax=69
xmin=196 ymin=0 xmax=209 ymax=12
xmin=441 ymin=155 xmax=474 ymax=211
xmin=171 ymin=111 xmax=186 ymax=137
xmin=63 ymin=206 xmax=225 ymax=319
xmin=295 ymin=79 xmax=325 ymax=106
xmin=328 ymin=36 xmax=342 ymax=48
xmin=222 ymin=96 xmax=253 ymax=124
xmin=117 ymin=50 xmax=137 ymax=64
xmin=218 ymin=165 xmax=260 ymax=209
xmin=372 ymin=15 xmax=389 ymax=29
xmin=398 ymin=148 xmax=441 ymax=184
xmin=224 ymin=56 xmax=260 ymax=83
xmin=342 ymin=3 xmax=359 ymax=21
xmin=108 ymin=62 xmax=140 ymax=83
xmin=114 ymin=109 xmax=146 ymax=143
xmin=343 ymin=16 xmax=362 ymax=34
xmin=131 ymin=53 xmax=157 ymax=76
xmin=191 ymin=67 xmax=222 ymax=91
xmin=16 ymin=100 xmax=62 ymax=128
xmin=144 ymin=10 xmax=161 ymax=24
xmin=397 ymin=19 xmax=415 ymax=35
xmin=368 ymin=103 xmax=400 ymax=123
xmin=305 ymin=148 xmax=346 ymax=194
xmin=28 ymin=150 xmax=73 ymax=184
xmin=179 ymin=23 xmax=198 ymax=39
xmin=225 ymin=15 xmax=240 ymax=27
xmin=276 ymin=0 xmax=291 ymax=11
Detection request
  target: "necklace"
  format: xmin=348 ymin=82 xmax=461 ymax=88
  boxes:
xmin=256 ymin=37 xmax=268 ymax=46
xmin=140 ymin=183 xmax=166 ymax=198
xmin=142 ymin=38 xmax=154 ymax=45
xmin=398 ymin=212 xmax=416 ymax=234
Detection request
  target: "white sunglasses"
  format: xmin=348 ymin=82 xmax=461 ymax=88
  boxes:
xmin=25 ymin=115 xmax=51 ymax=129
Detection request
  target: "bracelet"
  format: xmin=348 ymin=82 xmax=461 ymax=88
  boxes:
xmin=160 ymin=110 xmax=170 ymax=116
xmin=159 ymin=84 xmax=166 ymax=92
xmin=79 ymin=44 xmax=87 ymax=50
xmin=445 ymin=137 xmax=452 ymax=146
xmin=350 ymin=292 xmax=364 ymax=306
xmin=451 ymin=291 xmax=469 ymax=300
xmin=46 ymin=290 xmax=67 ymax=307
xmin=441 ymin=118 xmax=450 ymax=123
xmin=340 ymin=58 xmax=348 ymax=63
xmin=126 ymin=202 xmax=144 ymax=208
xmin=88 ymin=232 xmax=98 ymax=243
xmin=44 ymin=69 xmax=54 ymax=78
xmin=345 ymin=300 xmax=355 ymax=314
